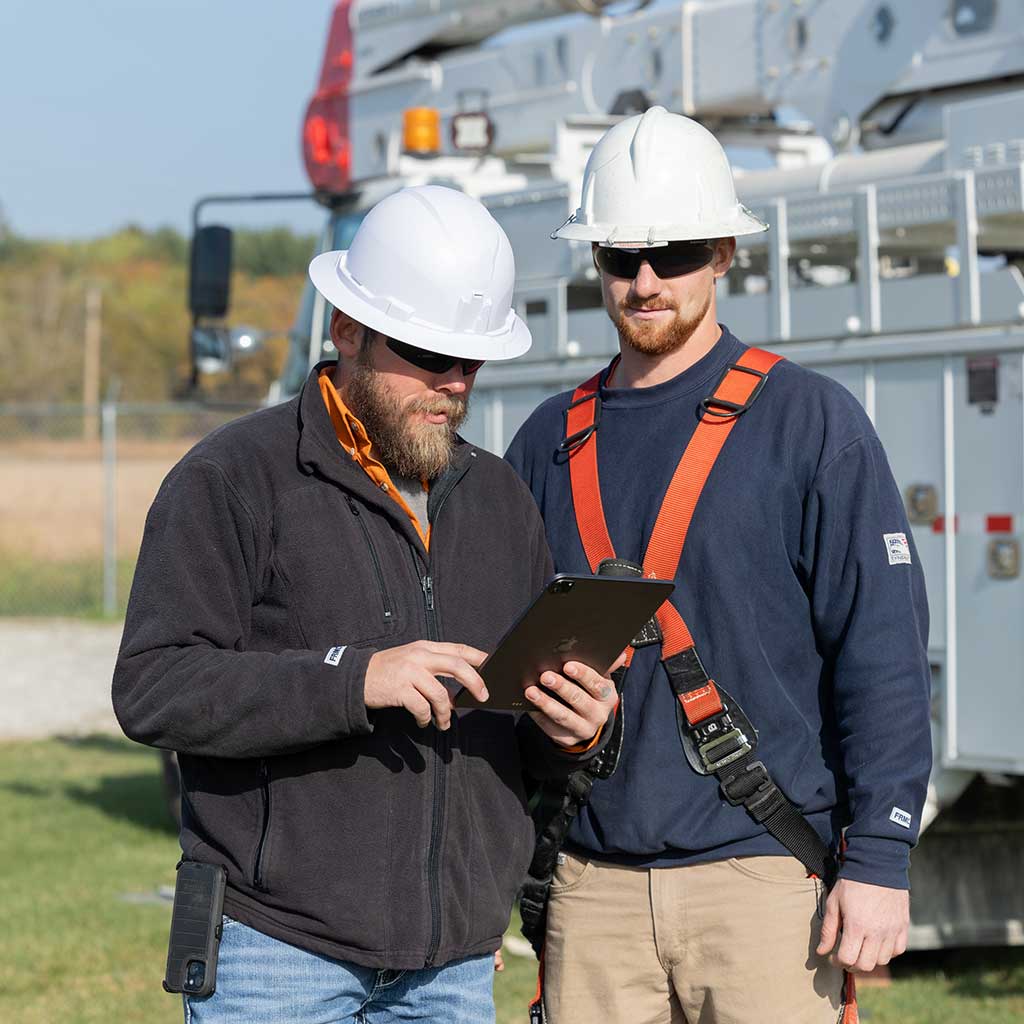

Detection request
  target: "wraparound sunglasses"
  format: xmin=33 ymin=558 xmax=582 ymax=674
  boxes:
xmin=385 ymin=336 xmax=485 ymax=376
xmin=593 ymin=240 xmax=715 ymax=279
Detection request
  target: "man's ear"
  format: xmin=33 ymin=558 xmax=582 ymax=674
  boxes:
xmin=711 ymin=237 xmax=736 ymax=279
xmin=330 ymin=309 xmax=364 ymax=357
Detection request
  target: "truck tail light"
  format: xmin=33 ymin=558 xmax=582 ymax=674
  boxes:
xmin=302 ymin=1 xmax=354 ymax=193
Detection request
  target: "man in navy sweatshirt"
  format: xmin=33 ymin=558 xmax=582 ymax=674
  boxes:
xmin=505 ymin=107 xmax=931 ymax=1023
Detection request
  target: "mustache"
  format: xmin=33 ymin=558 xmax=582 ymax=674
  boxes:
xmin=406 ymin=394 xmax=466 ymax=417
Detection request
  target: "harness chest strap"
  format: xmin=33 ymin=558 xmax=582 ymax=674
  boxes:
xmin=564 ymin=347 xmax=834 ymax=882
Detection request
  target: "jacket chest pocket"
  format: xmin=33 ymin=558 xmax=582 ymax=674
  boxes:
xmin=344 ymin=495 xmax=395 ymax=624
xmin=271 ymin=490 xmax=408 ymax=647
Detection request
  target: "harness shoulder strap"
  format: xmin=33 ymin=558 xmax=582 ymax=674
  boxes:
xmin=645 ymin=346 xmax=781 ymax=657
xmin=565 ymin=370 xmax=615 ymax=569
xmin=565 ymin=347 xmax=782 ymax=611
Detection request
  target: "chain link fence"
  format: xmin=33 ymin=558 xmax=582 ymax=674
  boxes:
xmin=0 ymin=402 xmax=259 ymax=617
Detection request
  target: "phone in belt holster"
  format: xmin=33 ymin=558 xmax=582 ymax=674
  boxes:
xmin=162 ymin=860 xmax=227 ymax=998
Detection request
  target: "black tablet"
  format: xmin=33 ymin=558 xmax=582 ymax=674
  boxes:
xmin=454 ymin=573 xmax=675 ymax=711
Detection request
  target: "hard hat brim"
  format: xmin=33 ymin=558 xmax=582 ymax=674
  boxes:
xmin=309 ymin=250 xmax=532 ymax=362
xmin=552 ymin=206 xmax=769 ymax=245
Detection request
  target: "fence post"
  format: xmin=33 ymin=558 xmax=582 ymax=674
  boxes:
xmin=83 ymin=285 xmax=103 ymax=442
xmin=101 ymin=401 xmax=118 ymax=616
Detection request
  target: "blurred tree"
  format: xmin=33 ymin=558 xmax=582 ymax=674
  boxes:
xmin=233 ymin=226 xmax=317 ymax=276
xmin=0 ymin=206 xmax=39 ymax=263
xmin=0 ymin=225 xmax=316 ymax=403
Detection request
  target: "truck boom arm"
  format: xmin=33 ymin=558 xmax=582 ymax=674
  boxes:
xmin=308 ymin=0 xmax=1024 ymax=189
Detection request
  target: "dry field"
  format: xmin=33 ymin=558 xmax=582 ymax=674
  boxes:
xmin=0 ymin=439 xmax=190 ymax=560
xmin=0 ymin=435 xmax=220 ymax=615
xmin=0 ymin=405 xmax=258 ymax=615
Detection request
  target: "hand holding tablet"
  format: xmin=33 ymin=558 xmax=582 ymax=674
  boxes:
xmin=521 ymin=650 xmax=628 ymax=749
xmin=454 ymin=574 xmax=674 ymax=712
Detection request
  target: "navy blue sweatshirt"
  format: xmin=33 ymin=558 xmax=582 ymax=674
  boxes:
xmin=505 ymin=327 xmax=932 ymax=890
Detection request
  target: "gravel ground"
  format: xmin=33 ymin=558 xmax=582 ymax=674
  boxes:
xmin=0 ymin=619 xmax=125 ymax=740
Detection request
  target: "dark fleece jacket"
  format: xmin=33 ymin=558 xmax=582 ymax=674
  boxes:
xmin=112 ymin=363 xmax=598 ymax=969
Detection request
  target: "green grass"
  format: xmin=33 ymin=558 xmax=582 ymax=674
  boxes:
xmin=0 ymin=736 xmax=180 ymax=1023
xmin=0 ymin=556 xmax=135 ymax=617
xmin=2 ymin=737 xmax=1022 ymax=1023
xmin=854 ymin=948 xmax=1024 ymax=1022
xmin=495 ymin=912 xmax=541 ymax=1023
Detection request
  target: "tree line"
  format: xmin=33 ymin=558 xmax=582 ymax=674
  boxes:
xmin=0 ymin=215 xmax=317 ymax=404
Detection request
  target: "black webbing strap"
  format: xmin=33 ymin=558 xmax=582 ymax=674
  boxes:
xmin=720 ymin=753 xmax=835 ymax=882
xmin=519 ymin=663 xmax=628 ymax=954
xmin=520 ymin=770 xmax=594 ymax=956
xmin=663 ymin=652 xmax=836 ymax=884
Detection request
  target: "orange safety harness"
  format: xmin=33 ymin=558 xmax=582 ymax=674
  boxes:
xmin=526 ymin=348 xmax=857 ymax=1024
xmin=561 ymin=346 xmax=833 ymax=875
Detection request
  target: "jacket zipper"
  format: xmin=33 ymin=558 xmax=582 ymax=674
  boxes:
xmin=345 ymin=496 xmax=394 ymax=622
xmin=421 ymin=575 xmax=437 ymax=636
xmin=253 ymin=759 xmax=271 ymax=890
xmin=422 ymin=467 xmax=462 ymax=966
xmin=422 ymin=569 xmax=448 ymax=966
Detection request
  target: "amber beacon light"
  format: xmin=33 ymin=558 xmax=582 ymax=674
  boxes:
xmin=403 ymin=108 xmax=442 ymax=155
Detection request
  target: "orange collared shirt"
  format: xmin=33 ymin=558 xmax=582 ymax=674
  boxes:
xmin=318 ymin=369 xmax=431 ymax=549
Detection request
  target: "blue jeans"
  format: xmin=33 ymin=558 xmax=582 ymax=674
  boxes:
xmin=184 ymin=916 xmax=496 ymax=1024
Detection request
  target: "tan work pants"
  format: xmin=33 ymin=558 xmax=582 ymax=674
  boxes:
xmin=542 ymin=851 xmax=845 ymax=1024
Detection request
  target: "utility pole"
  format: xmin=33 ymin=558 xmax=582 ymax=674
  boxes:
xmin=83 ymin=283 xmax=102 ymax=442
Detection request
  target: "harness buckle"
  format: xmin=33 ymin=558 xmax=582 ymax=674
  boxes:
xmin=697 ymin=726 xmax=752 ymax=773
xmin=559 ymin=391 xmax=602 ymax=453
xmin=718 ymin=760 xmax=782 ymax=819
xmin=700 ymin=363 xmax=769 ymax=420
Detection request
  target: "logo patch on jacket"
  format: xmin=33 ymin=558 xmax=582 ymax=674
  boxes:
xmin=884 ymin=533 xmax=912 ymax=565
xmin=889 ymin=806 xmax=912 ymax=829
xmin=324 ymin=645 xmax=347 ymax=666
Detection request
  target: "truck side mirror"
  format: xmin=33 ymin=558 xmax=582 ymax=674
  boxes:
xmin=191 ymin=324 xmax=269 ymax=376
xmin=189 ymin=225 xmax=233 ymax=318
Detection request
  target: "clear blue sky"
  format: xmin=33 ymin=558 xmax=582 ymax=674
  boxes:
xmin=0 ymin=0 xmax=334 ymax=239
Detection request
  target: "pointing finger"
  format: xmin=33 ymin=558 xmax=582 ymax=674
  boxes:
xmin=422 ymin=642 xmax=488 ymax=667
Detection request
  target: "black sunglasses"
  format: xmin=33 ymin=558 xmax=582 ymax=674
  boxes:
xmin=384 ymin=336 xmax=485 ymax=376
xmin=593 ymin=240 xmax=715 ymax=280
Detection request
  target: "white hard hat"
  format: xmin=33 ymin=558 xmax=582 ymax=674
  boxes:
xmin=309 ymin=185 xmax=531 ymax=361
xmin=553 ymin=106 xmax=768 ymax=247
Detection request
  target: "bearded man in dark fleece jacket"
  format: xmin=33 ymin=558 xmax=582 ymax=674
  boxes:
xmin=112 ymin=186 xmax=618 ymax=1024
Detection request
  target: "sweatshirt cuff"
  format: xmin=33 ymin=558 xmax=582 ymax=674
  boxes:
xmin=557 ymin=729 xmax=603 ymax=755
xmin=837 ymin=835 xmax=911 ymax=890
xmin=553 ymin=705 xmax=617 ymax=762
